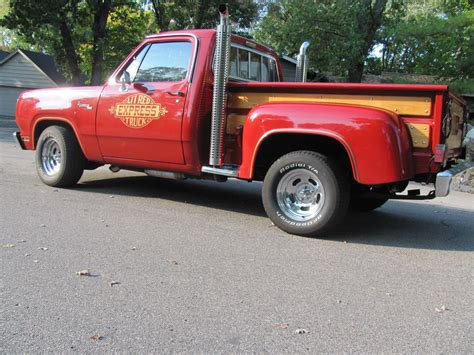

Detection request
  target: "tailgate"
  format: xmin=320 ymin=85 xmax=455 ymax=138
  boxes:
xmin=442 ymin=92 xmax=467 ymax=159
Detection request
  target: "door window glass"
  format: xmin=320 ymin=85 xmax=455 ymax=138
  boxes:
xmin=119 ymin=45 xmax=149 ymax=82
xmin=134 ymin=41 xmax=192 ymax=82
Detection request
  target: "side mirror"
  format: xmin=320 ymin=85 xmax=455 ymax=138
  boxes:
xmin=132 ymin=82 xmax=155 ymax=95
xmin=124 ymin=70 xmax=131 ymax=84
xmin=120 ymin=71 xmax=131 ymax=92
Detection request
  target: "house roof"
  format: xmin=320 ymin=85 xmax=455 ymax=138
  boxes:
xmin=0 ymin=50 xmax=9 ymax=61
xmin=280 ymin=55 xmax=297 ymax=65
xmin=0 ymin=49 xmax=66 ymax=85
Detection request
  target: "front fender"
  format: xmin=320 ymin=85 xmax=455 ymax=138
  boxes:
xmin=238 ymin=102 xmax=414 ymax=185
xmin=15 ymin=87 xmax=104 ymax=161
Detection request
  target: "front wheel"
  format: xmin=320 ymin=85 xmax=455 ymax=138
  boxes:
xmin=35 ymin=126 xmax=85 ymax=187
xmin=262 ymin=151 xmax=349 ymax=237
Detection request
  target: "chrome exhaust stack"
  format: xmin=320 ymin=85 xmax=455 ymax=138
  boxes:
xmin=209 ymin=4 xmax=231 ymax=167
xmin=295 ymin=41 xmax=310 ymax=82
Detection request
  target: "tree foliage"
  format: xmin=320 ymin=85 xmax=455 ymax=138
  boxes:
xmin=376 ymin=0 xmax=473 ymax=81
xmin=146 ymin=0 xmax=260 ymax=31
xmin=254 ymin=0 xmax=390 ymax=82
xmin=1 ymin=1 xmax=157 ymax=84
xmin=0 ymin=0 xmax=472 ymax=92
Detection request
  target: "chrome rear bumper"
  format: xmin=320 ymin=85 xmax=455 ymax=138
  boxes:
xmin=435 ymin=161 xmax=474 ymax=197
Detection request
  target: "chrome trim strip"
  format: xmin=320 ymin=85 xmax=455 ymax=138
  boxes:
xmin=435 ymin=161 xmax=474 ymax=197
xmin=202 ymin=165 xmax=239 ymax=177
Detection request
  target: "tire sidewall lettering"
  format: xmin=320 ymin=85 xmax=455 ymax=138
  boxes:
xmin=279 ymin=162 xmax=318 ymax=175
xmin=276 ymin=210 xmax=323 ymax=227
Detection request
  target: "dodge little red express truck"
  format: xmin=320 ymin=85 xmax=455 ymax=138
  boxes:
xmin=14 ymin=7 xmax=471 ymax=236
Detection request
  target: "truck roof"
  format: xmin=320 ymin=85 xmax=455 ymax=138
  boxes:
xmin=146 ymin=29 xmax=280 ymax=60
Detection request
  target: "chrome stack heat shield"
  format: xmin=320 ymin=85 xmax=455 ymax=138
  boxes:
xmin=209 ymin=5 xmax=231 ymax=166
xmin=295 ymin=41 xmax=310 ymax=82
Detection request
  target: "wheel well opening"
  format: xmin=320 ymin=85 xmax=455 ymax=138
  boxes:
xmin=253 ymin=133 xmax=354 ymax=181
xmin=34 ymin=120 xmax=75 ymax=148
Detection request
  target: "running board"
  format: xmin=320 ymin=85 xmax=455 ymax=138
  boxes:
xmin=357 ymin=189 xmax=436 ymax=200
xmin=201 ymin=165 xmax=239 ymax=177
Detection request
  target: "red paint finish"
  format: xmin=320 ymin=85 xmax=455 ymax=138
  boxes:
xmin=15 ymin=87 xmax=104 ymax=161
xmin=96 ymin=81 xmax=189 ymax=164
xmin=238 ymin=102 xmax=414 ymax=184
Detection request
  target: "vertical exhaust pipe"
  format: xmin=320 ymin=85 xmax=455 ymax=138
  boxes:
xmin=209 ymin=4 xmax=231 ymax=166
xmin=295 ymin=41 xmax=310 ymax=82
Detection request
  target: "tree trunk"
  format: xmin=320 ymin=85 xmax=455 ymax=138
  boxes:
xmin=59 ymin=20 xmax=84 ymax=85
xmin=151 ymin=0 xmax=169 ymax=32
xmin=90 ymin=0 xmax=112 ymax=85
xmin=347 ymin=0 xmax=388 ymax=82
xmin=193 ymin=0 xmax=207 ymax=29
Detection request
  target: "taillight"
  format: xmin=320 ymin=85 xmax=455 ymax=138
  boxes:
xmin=434 ymin=144 xmax=446 ymax=163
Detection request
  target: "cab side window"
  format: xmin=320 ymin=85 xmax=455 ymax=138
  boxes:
xmin=229 ymin=45 xmax=278 ymax=82
xmin=122 ymin=41 xmax=193 ymax=83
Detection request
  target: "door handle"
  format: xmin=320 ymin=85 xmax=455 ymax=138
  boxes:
xmin=166 ymin=91 xmax=185 ymax=97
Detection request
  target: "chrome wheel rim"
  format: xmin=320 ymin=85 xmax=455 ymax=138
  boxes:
xmin=276 ymin=169 xmax=325 ymax=221
xmin=41 ymin=138 xmax=62 ymax=176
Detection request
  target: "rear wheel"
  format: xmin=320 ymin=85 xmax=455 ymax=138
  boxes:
xmin=35 ymin=126 xmax=85 ymax=187
xmin=262 ymin=150 xmax=349 ymax=236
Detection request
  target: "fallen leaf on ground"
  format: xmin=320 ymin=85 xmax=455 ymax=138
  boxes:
xmin=38 ymin=247 xmax=48 ymax=251
xmin=40 ymin=224 xmax=46 ymax=227
xmin=90 ymin=334 xmax=104 ymax=341
xmin=436 ymin=305 xmax=449 ymax=312
xmin=169 ymin=260 xmax=179 ymax=265
xmin=274 ymin=322 xmax=289 ymax=329
xmin=336 ymin=299 xmax=342 ymax=304
xmin=294 ymin=329 xmax=309 ymax=334
xmin=110 ymin=281 xmax=120 ymax=286
xmin=76 ymin=269 xmax=91 ymax=276
xmin=2 ymin=244 xmax=15 ymax=248
xmin=131 ymin=247 xmax=137 ymax=250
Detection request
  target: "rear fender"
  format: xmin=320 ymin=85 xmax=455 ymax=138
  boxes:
xmin=238 ymin=102 xmax=414 ymax=184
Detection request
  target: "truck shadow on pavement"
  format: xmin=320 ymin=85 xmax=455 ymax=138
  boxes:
xmin=77 ymin=174 xmax=473 ymax=252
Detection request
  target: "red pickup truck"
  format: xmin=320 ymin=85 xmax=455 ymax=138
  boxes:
xmin=14 ymin=7 xmax=471 ymax=236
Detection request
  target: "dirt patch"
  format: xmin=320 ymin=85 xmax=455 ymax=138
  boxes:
xmin=453 ymin=168 xmax=474 ymax=194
